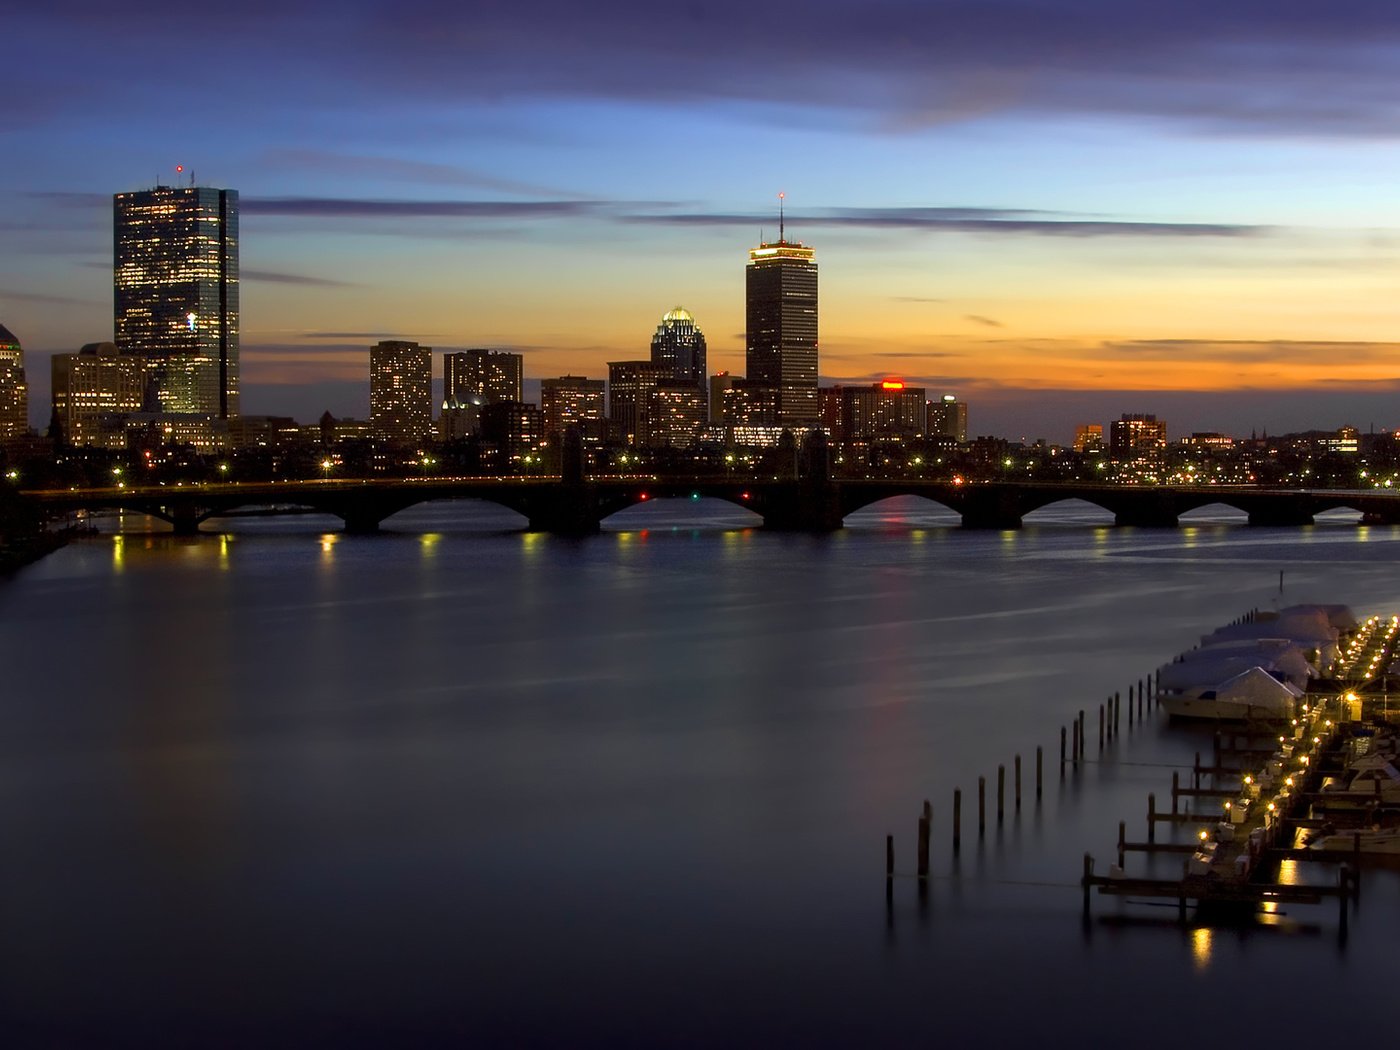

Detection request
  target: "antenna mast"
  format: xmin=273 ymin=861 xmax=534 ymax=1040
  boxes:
xmin=778 ymin=191 xmax=785 ymax=243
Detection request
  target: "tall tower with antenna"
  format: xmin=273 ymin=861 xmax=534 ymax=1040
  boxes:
xmin=745 ymin=192 xmax=818 ymax=426
xmin=114 ymin=172 xmax=239 ymax=418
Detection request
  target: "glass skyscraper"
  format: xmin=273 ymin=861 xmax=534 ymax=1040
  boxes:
xmin=114 ymin=185 xmax=239 ymax=418
xmin=0 ymin=322 xmax=28 ymax=441
xmin=649 ymin=307 xmax=707 ymax=394
xmin=745 ymin=228 xmax=817 ymax=426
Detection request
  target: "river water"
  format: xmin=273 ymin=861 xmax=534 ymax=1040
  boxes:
xmin=2 ymin=497 xmax=1398 ymax=1045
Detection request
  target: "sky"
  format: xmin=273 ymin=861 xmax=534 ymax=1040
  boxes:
xmin=6 ymin=0 xmax=1400 ymax=442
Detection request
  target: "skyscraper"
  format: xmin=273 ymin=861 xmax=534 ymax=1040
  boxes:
xmin=370 ymin=340 xmax=433 ymax=447
xmin=114 ymin=184 xmax=239 ymax=418
xmin=50 ymin=342 xmax=147 ymax=447
xmin=928 ymin=394 xmax=968 ymax=444
xmin=607 ymin=360 xmax=664 ymax=447
xmin=0 ymin=323 xmax=28 ymax=441
xmin=650 ymin=307 xmax=707 ymax=396
xmin=746 ymin=204 xmax=817 ymax=426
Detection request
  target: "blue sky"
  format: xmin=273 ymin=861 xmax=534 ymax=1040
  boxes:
xmin=6 ymin=1 xmax=1400 ymax=441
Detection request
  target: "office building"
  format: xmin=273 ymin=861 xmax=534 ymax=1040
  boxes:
xmin=927 ymin=394 xmax=968 ymax=444
xmin=834 ymin=381 xmax=927 ymax=445
xmin=1072 ymin=424 xmax=1104 ymax=453
xmin=370 ymin=340 xmax=433 ymax=447
xmin=1109 ymin=413 xmax=1167 ymax=460
xmin=650 ymin=307 xmax=707 ymax=398
xmin=480 ymin=401 xmax=544 ymax=472
xmin=648 ymin=382 xmax=707 ymax=448
xmin=50 ymin=342 xmax=147 ymax=448
xmin=709 ymin=372 xmax=735 ymax=425
xmin=0 ymin=323 xmax=28 ymax=441
xmin=541 ymin=375 xmax=606 ymax=441
xmin=746 ymin=211 xmax=818 ymax=426
xmin=445 ymin=349 xmax=523 ymax=406
xmin=608 ymin=360 xmax=664 ymax=447
xmin=114 ymin=184 xmax=239 ymax=417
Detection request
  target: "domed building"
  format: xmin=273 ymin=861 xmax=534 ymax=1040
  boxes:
xmin=0 ymin=323 xmax=29 ymax=441
xmin=649 ymin=307 xmax=707 ymax=394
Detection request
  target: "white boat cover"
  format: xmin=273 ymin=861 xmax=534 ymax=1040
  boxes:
xmin=1212 ymin=666 xmax=1304 ymax=714
xmin=1158 ymin=653 xmax=1306 ymax=693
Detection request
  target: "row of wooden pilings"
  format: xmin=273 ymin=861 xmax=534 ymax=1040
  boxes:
xmin=886 ymin=667 xmax=1165 ymax=897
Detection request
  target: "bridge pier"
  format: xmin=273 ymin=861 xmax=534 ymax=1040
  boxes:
xmin=1114 ymin=510 xmax=1179 ymax=528
xmin=956 ymin=489 xmax=1025 ymax=530
xmin=1247 ymin=508 xmax=1315 ymax=527
xmin=525 ymin=485 xmax=604 ymax=535
xmin=759 ymin=482 xmax=844 ymax=532
xmin=168 ymin=507 xmax=203 ymax=536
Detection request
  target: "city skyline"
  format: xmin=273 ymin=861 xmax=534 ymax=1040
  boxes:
xmin=8 ymin=2 xmax=1400 ymax=441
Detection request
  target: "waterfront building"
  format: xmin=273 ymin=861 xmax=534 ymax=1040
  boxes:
xmin=1109 ymin=413 xmax=1168 ymax=461
xmin=608 ymin=360 xmax=664 ymax=447
xmin=650 ymin=307 xmax=707 ymax=400
xmin=927 ymin=394 xmax=968 ymax=444
xmin=114 ymin=184 xmax=239 ymax=418
xmin=439 ymin=394 xmax=486 ymax=442
xmin=0 ymin=323 xmax=29 ymax=442
xmin=541 ymin=376 xmax=606 ymax=442
xmin=746 ymin=211 xmax=818 ymax=426
xmin=50 ymin=342 xmax=147 ymax=448
xmin=445 ymin=349 xmax=523 ymax=406
xmin=369 ymin=340 xmax=433 ymax=448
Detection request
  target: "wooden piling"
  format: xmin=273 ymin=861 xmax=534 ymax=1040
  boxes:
xmin=1114 ymin=691 xmax=1120 ymax=735
xmin=1014 ymin=754 xmax=1022 ymax=812
xmin=886 ymin=834 xmax=894 ymax=885
xmin=1148 ymin=793 xmax=1156 ymax=844
xmin=953 ymin=788 xmax=962 ymax=852
xmin=1082 ymin=853 xmax=1093 ymax=921
xmin=978 ymin=776 xmax=986 ymax=836
xmin=1099 ymin=704 xmax=1105 ymax=751
xmin=1171 ymin=771 xmax=1180 ymax=815
xmin=917 ymin=804 xmax=930 ymax=880
xmin=1078 ymin=710 xmax=1085 ymax=762
xmin=1117 ymin=821 xmax=1126 ymax=867
xmin=1036 ymin=746 xmax=1043 ymax=800
xmin=1128 ymin=683 xmax=1135 ymax=727
xmin=1060 ymin=727 xmax=1067 ymax=773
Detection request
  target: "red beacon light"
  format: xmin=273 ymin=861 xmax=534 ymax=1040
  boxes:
xmin=880 ymin=379 xmax=905 ymax=390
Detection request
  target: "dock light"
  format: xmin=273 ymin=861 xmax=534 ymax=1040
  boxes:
xmin=1285 ymin=777 xmax=1295 ymax=788
xmin=1199 ymin=830 xmax=1209 ymax=842
xmin=1267 ymin=802 xmax=1276 ymax=812
xmin=1224 ymin=801 xmax=1232 ymax=813
xmin=1243 ymin=775 xmax=1253 ymax=785
xmin=1301 ymin=756 xmax=1310 ymax=766
xmin=1291 ymin=719 xmax=1298 ymax=727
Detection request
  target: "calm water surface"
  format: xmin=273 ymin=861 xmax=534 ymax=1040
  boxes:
xmin=2 ymin=497 xmax=1398 ymax=1045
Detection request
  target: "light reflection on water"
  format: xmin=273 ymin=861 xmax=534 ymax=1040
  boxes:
xmin=2 ymin=499 xmax=1400 ymax=1042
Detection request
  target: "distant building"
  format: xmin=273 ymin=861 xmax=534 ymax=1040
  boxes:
xmin=445 ymin=349 xmax=523 ymax=406
xmin=708 ymin=372 xmax=735 ymax=425
xmin=541 ymin=375 xmax=606 ymax=441
xmin=114 ymin=184 xmax=239 ymax=418
xmin=648 ymin=382 xmax=707 ymax=448
xmin=1109 ymin=414 xmax=1167 ymax=461
xmin=369 ymin=340 xmax=433 ymax=448
xmin=1181 ymin=432 xmax=1233 ymax=450
xmin=1072 ymin=423 xmax=1104 ymax=453
xmin=50 ymin=342 xmax=146 ymax=447
xmin=746 ymin=215 xmax=818 ymax=426
xmin=836 ymin=381 xmax=926 ymax=444
xmin=479 ymin=401 xmax=543 ymax=472
xmin=0 ymin=322 xmax=29 ymax=441
xmin=927 ymin=394 xmax=968 ymax=444
xmin=608 ymin=360 xmax=664 ymax=447
xmin=650 ymin=307 xmax=707 ymax=402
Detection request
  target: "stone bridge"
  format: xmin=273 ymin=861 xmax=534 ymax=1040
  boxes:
xmin=24 ymin=477 xmax=1400 ymax=535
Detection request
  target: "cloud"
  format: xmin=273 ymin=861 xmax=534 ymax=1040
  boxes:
xmin=1103 ymin=338 xmax=1400 ymax=364
xmin=965 ymin=315 xmax=1004 ymax=328
xmin=242 ymin=197 xmax=606 ymax=219
xmin=891 ymin=296 xmax=946 ymax=304
xmin=19 ymin=2 xmax=1400 ymax=140
xmin=259 ymin=149 xmax=585 ymax=198
xmin=241 ymin=269 xmax=356 ymax=288
xmin=625 ymin=206 xmax=1264 ymax=238
xmin=0 ymin=288 xmax=98 ymax=307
